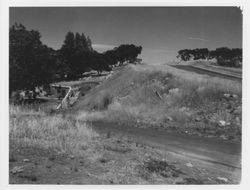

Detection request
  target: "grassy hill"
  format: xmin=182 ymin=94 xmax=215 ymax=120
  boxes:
xmin=73 ymin=63 xmax=242 ymax=141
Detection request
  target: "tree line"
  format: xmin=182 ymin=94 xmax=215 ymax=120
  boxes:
xmin=177 ymin=47 xmax=242 ymax=67
xmin=9 ymin=23 xmax=142 ymax=96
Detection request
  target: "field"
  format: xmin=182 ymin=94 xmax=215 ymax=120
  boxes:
xmin=9 ymin=62 xmax=242 ymax=184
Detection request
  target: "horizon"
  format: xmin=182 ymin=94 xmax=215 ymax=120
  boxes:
xmin=10 ymin=7 xmax=242 ymax=64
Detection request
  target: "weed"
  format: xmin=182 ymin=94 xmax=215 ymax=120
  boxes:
xmin=9 ymin=105 xmax=98 ymax=156
xmin=143 ymin=159 xmax=185 ymax=178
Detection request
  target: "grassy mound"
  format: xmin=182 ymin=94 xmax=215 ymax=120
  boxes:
xmin=75 ymin=64 xmax=242 ymax=140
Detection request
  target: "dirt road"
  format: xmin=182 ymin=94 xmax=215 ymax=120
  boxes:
xmin=92 ymin=121 xmax=241 ymax=171
xmin=171 ymin=65 xmax=242 ymax=81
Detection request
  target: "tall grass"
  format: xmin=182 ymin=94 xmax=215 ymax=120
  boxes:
xmin=10 ymin=105 xmax=98 ymax=155
xmin=85 ymin=90 xmax=113 ymax=110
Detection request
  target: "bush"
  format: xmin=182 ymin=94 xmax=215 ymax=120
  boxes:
xmin=177 ymin=47 xmax=242 ymax=68
xmin=216 ymin=57 xmax=241 ymax=68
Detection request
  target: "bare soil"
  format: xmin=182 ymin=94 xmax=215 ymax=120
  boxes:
xmin=9 ymin=131 xmax=240 ymax=184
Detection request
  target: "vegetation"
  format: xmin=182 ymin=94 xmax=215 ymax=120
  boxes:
xmin=9 ymin=23 xmax=142 ymax=97
xmin=10 ymin=104 xmax=236 ymax=184
xmin=76 ymin=64 xmax=242 ymax=140
xmin=9 ymin=105 xmax=98 ymax=155
xmin=57 ymin=32 xmax=93 ymax=79
xmin=9 ymin=23 xmax=56 ymax=95
xmin=177 ymin=48 xmax=209 ymax=61
xmin=177 ymin=47 xmax=242 ymax=67
xmin=9 ymin=26 xmax=241 ymax=183
xmin=103 ymin=44 xmax=142 ymax=66
xmin=9 ymin=17 xmax=241 ymax=184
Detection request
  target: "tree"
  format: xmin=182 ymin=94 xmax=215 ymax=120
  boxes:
xmin=191 ymin=48 xmax=209 ymax=60
xmin=86 ymin=36 xmax=93 ymax=52
xmin=103 ymin=49 xmax=119 ymax=66
xmin=103 ymin=44 xmax=142 ymax=66
xmin=213 ymin=47 xmax=234 ymax=66
xmin=177 ymin=47 xmax=242 ymax=67
xmin=90 ymin=52 xmax=111 ymax=74
xmin=213 ymin=47 xmax=242 ymax=67
xmin=59 ymin=32 xmax=94 ymax=79
xmin=177 ymin=49 xmax=192 ymax=61
xmin=231 ymin=48 xmax=242 ymax=63
xmin=177 ymin=48 xmax=209 ymax=61
xmin=9 ymin=23 xmax=56 ymax=96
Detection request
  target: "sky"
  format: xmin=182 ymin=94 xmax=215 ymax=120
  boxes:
xmin=9 ymin=7 xmax=242 ymax=64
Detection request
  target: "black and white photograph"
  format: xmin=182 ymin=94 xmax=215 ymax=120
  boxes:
xmin=1 ymin=0 xmax=249 ymax=187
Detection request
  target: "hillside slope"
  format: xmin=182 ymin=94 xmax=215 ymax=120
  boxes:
xmin=73 ymin=63 xmax=242 ymax=141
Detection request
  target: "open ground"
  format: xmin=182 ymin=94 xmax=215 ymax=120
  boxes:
xmin=9 ymin=61 xmax=242 ymax=184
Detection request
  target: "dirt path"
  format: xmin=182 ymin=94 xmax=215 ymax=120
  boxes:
xmin=171 ymin=65 xmax=242 ymax=81
xmin=91 ymin=121 xmax=241 ymax=171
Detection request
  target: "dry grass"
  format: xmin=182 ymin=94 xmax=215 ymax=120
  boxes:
xmin=85 ymin=90 xmax=113 ymax=110
xmin=75 ymin=64 xmax=242 ymax=140
xmin=9 ymin=104 xmax=239 ymax=184
xmin=10 ymin=105 xmax=98 ymax=156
